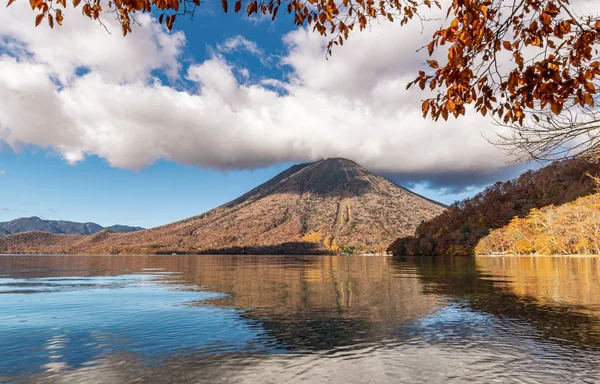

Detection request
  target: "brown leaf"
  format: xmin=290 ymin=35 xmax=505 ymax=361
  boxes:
xmin=48 ymin=12 xmax=53 ymax=28
xmin=55 ymin=8 xmax=63 ymax=24
xmin=166 ymin=14 xmax=176 ymax=30
xmin=6 ymin=0 xmax=15 ymax=7
xmin=73 ymin=0 xmax=80 ymax=7
xmin=426 ymin=60 xmax=439 ymax=69
xmin=234 ymin=0 xmax=241 ymax=12
xmin=422 ymin=100 xmax=429 ymax=116
xmin=221 ymin=0 xmax=227 ymax=13
xmin=35 ymin=12 xmax=44 ymax=27
xmin=427 ymin=41 xmax=434 ymax=56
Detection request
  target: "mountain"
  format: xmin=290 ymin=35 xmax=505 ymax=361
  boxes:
xmin=389 ymin=158 xmax=600 ymax=256
xmin=0 ymin=158 xmax=445 ymax=255
xmin=105 ymin=225 xmax=146 ymax=233
xmin=0 ymin=217 xmax=143 ymax=237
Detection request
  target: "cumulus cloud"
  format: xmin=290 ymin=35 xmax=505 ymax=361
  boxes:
xmin=0 ymin=3 xmax=518 ymax=191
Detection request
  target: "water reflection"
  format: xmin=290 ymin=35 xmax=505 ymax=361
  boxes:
xmin=476 ymin=256 xmax=600 ymax=315
xmin=411 ymin=255 xmax=600 ymax=351
xmin=0 ymin=255 xmax=600 ymax=383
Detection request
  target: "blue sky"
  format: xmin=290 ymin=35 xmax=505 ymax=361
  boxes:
xmin=0 ymin=3 xmax=530 ymax=228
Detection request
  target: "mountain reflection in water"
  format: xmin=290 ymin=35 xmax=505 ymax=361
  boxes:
xmin=0 ymin=255 xmax=599 ymax=383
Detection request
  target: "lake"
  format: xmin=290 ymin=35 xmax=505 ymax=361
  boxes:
xmin=1 ymin=255 xmax=599 ymax=383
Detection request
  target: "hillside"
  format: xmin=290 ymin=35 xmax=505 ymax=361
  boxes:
xmin=0 ymin=158 xmax=445 ymax=255
xmin=388 ymin=159 xmax=600 ymax=256
xmin=475 ymin=192 xmax=600 ymax=255
xmin=0 ymin=217 xmax=143 ymax=237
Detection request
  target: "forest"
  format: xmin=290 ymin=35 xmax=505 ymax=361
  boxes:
xmin=475 ymin=191 xmax=600 ymax=256
xmin=388 ymin=159 xmax=600 ymax=256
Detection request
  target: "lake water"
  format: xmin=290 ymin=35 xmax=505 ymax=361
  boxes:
xmin=1 ymin=255 xmax=599 ymax=383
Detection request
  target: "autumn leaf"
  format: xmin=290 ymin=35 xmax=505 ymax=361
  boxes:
xmin=221 ymin=0 xmax=227 ymax=13
xmin=426 ymin=60 xmax=439 ymax=69
xmin=35 ymin=13 xmax=44 ymax=27
xmin=55 ymin=9 xmax=63 ymax=24
xmin=166 ymin=14 xmax=175 ymax=30
xmin=421 ymin=100 xmax=429 ymax=116
xmin=234 ymin=0 xmax=241 ymax=12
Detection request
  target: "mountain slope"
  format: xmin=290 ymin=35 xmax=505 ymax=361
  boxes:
xmin=0 ymin=217 xmax=143 ymax=237
xmin=475 ymin=191 xmax=600 ymax=255
xmin=389 ymin=158 xmax=600 ymax=256
xmin=0 ymin=158 xmax=445 ymax=255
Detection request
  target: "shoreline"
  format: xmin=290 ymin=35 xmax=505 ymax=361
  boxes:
xmin=476 ymin=254 xmax=600 ymax=258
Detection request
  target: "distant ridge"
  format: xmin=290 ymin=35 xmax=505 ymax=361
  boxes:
xmin=0 ymin=217 xmax=143 ymax=237
xmin=0 ymin=158 xmax=445 ymax=255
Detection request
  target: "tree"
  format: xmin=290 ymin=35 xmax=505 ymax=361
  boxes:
xmin=474 ymin=190 xmax=600 ymax=255
xmin=12 ymin=0 xmax=600 ymax=160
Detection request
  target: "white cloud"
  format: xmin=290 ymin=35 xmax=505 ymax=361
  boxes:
xmin=0 ymin=4 xmax=516 ymax=189
xmin=0 ymin=170 xmax=5 ymax=175
xmin=0 ymin=4 xmax=184 ymax=83
xmin=217 ymin=35 xmax=264 ymax=56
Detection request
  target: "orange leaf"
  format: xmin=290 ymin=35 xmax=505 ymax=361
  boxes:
xmin=35 ymin=13 xmax=44 ymax=27
xmin=585 ymin=82 xmax=595 ymax=92
xmin=48 ymin=12 xmax=53 ymax=28
xmin=73 ymin=0 xmax=80 ymax=7
xmin=427 ymin=41 xmax=434 ymax=56
xmin=234 ymin=0 xmax=240 ymax=12
xmin=426 ymin=60 xmax=439 ymax=69
xmin=421 ymin=100 xmax=429 ymax=116
xmin=55 ymin=8 xmax=63 ymax=24
xmin=6 ymin=0 xmax=15 ymax=7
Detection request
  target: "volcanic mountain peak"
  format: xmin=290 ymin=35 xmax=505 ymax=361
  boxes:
xmin=226 ymin=158 xmax=393 ymax=208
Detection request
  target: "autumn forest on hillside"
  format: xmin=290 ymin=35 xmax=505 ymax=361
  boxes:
xmin=389 ymin=159 xmax=600 ymax=257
